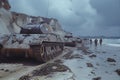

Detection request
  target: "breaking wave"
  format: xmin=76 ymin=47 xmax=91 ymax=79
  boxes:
xmin=103 ymin=39 xmax=120 ymax=47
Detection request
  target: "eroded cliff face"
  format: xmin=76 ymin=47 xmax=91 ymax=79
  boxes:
xmin=0 ymin=0 xmax=12 ymax=34
xmin=0 ymin=0 xmax=11 ymax=10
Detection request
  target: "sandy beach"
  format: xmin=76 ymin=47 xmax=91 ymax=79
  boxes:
xmin=15 ymin=39 xmax=120 ymax=80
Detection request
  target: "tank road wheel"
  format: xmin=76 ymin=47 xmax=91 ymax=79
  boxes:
xmin=40 ymin=46 xmax=48 ymax=62
xmin=48 ymin=46 xmax=55 ymax=59
xmin=33 ymin=45 xmax=44 ymax=62
xmin=60 ymin=44 xmax=64 ymax=51
xmin=51 ymin=46 xmax=58 ymax=58
xmin=48 ymin=46 xmax=58 ymax=58
xmin=42 ymin=46 xmax=53 ymax=62
xmin=47 ymin=47 xmax=53 ymax=60
xmin=55 ymin=45 xmax=62 ymax=55
xmin=51 ymin=46 xmax=56 ymax=57
xmin=42 ymin=46 xmax=49 ymax=62
xmin=39 ymin=45 xmax=45 ymax=62
xmin=33 ymin=42 xmax=64 ymax=62
xmin=42 ymin=46 xmax=57 ymax=62
xmin=45 ymin=47 xmax=50 ymax=61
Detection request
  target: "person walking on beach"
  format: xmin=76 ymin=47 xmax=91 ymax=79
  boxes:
xmin=99 ymin=38 xmax=102 ymax=45
xmin=90 ymin=39 xmax=92 ymax=45
xmin=94 ymin=39 xmax=98 ymax=47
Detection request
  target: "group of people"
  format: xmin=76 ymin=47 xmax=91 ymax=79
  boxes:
xmin=90 ymin=38 xmax=102 ymax=46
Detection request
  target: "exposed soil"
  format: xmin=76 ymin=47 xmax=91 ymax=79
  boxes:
xmin=19 ymin=62 xmax=71 ymax=80
xmin=31 ymin=63 xmax=71 ymax=76
xmin=86 ymin=63 xmax=94 ymax=67
xmin=89 ymin=54 xmax=97 ymax=58
xmin=63 ymin=51 xmax=83 ymax=59
xmin=19 ymin=75 xmax=31 ymax=80
xmin=115 ymin=69 xmax=120 ymax=76
xmin=63 ymin=51 xmax=73 ymax=59
xmin=92 ymin=77 xmax=101 ymax=80
xmin=54 ymin=59 xmax=63 ymax=64
xmin=77 ymin=46 xmax=90 ymax=55
xmin=107 ymin=58 xmax=116 ymax=62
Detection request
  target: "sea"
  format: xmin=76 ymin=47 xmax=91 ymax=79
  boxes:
xmin=103 ymin=39 xmax=120 ymax=47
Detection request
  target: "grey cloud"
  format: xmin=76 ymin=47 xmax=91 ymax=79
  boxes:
xmin=90 ymin=0 xmax=120 ymax=27
xmin=8 ymin=0 xmax=120 ymax=36
xmin=9 ymin=0 xmax=49 ymax=17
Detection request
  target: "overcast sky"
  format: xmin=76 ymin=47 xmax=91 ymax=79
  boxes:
xmin=9 ymin=0 xmax=120 ymax=36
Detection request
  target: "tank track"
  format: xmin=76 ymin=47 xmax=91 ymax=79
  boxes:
xmin=31 ymin=41 xmax=64 ymax=62
xmin=0 ymin=41 xmax=64 ymax=62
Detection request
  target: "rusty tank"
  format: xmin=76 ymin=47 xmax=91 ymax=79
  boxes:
xmin=0 ymin=34 xmax=64 ymax=62
xmin=0 ymin=0 xmax=64 ymax=62
xmin=64 ymin=33 xmax=76 ymax=47
xmin=0 ymin=23 xmax=64 ymax=62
